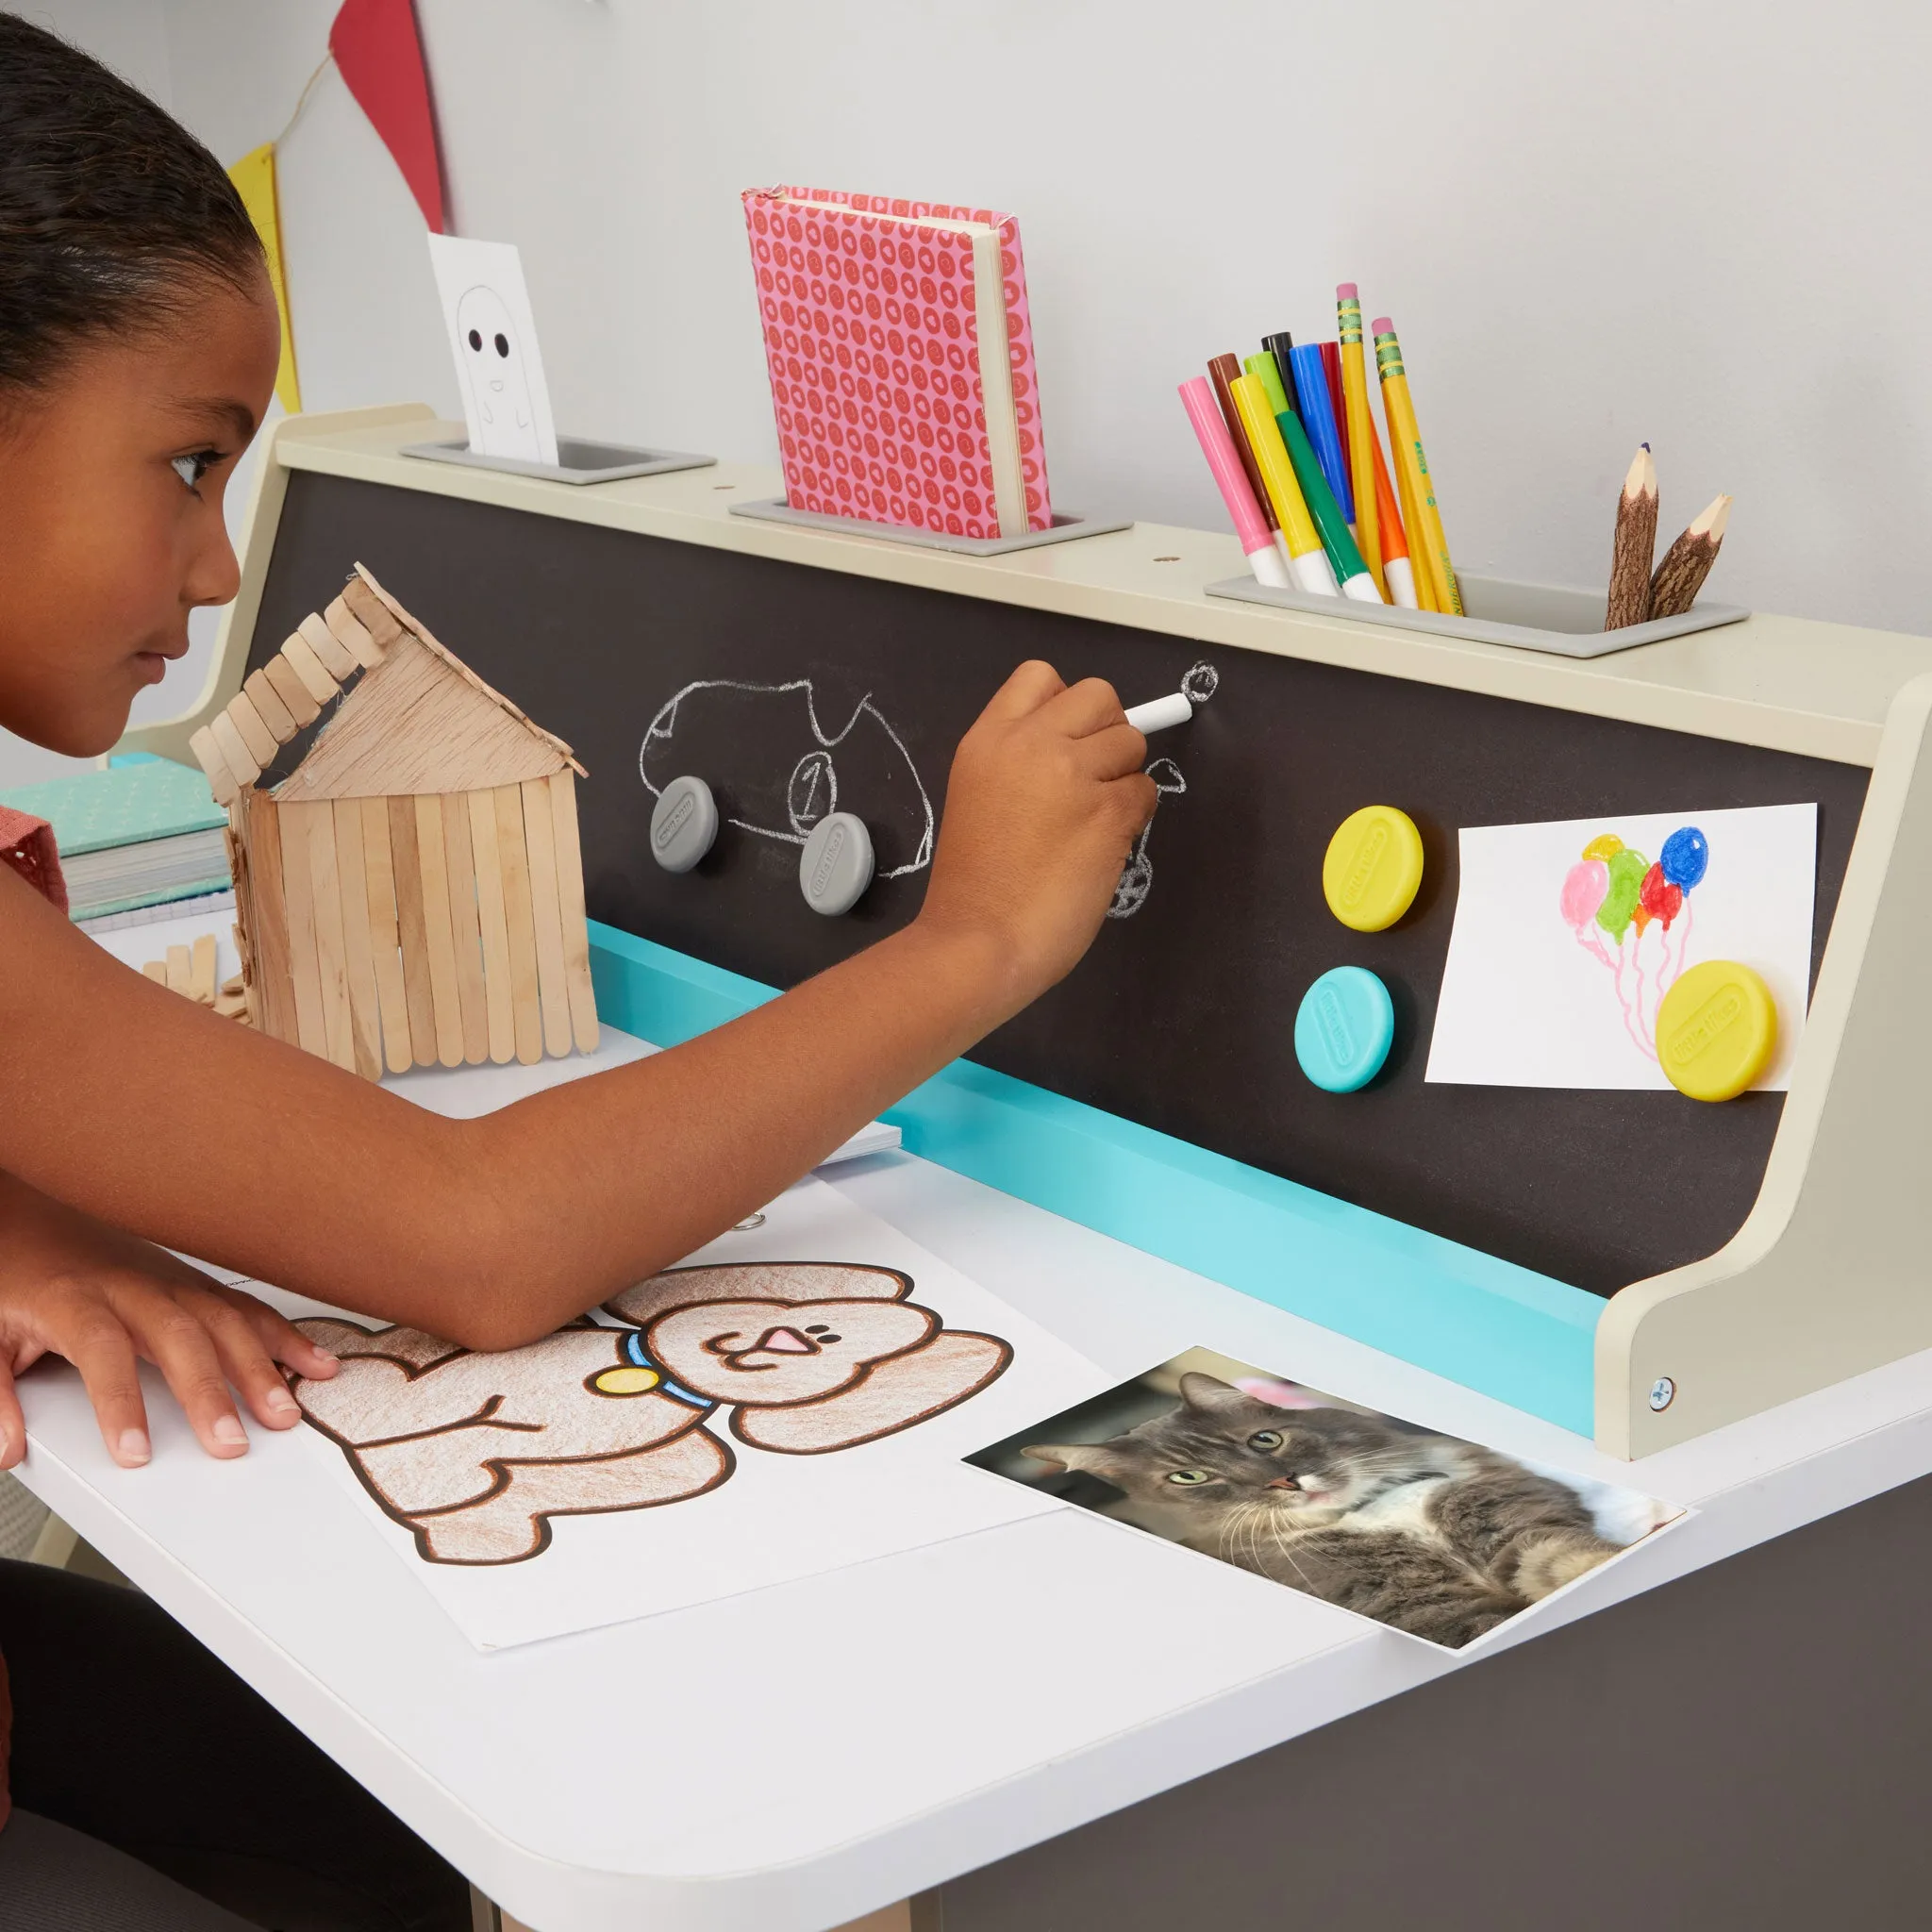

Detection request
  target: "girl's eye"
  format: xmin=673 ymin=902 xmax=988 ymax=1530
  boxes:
xmin=1167 ymin=1469 xmax=1213 ymax=1486
xmin=171 ymin=452 xmax=217 ymax=490
xmin=467 ymin=328 xmax=482 ymax=351
xmin=494 ymin=333 xmax=509 ymax=357
xmin=1248 ymin=1430 xmax=1284 ymax=1450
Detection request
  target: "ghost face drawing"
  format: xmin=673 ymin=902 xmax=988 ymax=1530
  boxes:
xmin=455 ymin=283 xmax=543 ymax=460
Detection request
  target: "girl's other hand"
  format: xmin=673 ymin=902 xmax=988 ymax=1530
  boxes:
xmin=0 ymin=1171 xmax=337 ymax=1469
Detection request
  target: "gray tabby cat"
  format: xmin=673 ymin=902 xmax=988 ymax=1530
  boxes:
xmin=1026 ymin=1374 xmax=1619 ymax=1650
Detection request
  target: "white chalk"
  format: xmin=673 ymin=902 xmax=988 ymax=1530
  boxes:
xmin=1123 ymin=691 xmax=1194 ymax=735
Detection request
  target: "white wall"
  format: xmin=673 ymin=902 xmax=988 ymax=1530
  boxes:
xmin=8 ymin=0 xmax=1929 ymax=791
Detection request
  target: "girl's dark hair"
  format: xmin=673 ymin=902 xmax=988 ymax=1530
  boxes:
xmin=0 ymin=12 xmax=266 ymax=394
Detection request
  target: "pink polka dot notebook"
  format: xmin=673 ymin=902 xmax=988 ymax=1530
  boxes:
xmin=742 ymin=187 xmax=1053 ymax=541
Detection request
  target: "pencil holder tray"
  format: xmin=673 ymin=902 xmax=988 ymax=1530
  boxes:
xmin=1206 ymin=572 xmax=1748 ymax=659
xmin=729 ymin=498 xmax=1132 ymax=557
xmin=401 ymin=439 xmax=716 ymax=487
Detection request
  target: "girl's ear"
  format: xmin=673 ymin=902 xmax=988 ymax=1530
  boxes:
xmin=733 ymin=1328 xmax=1011 ymax=1455
xmin=602 ymin=1260 xmax=911 ymax=1326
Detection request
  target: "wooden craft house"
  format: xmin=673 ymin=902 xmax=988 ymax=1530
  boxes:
xmin=188 ymin=565 xmax=597 ymax=1079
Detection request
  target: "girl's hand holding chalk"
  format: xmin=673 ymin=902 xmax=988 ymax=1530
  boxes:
xmin=919 ymin=662 xmax=1158 ymax=1011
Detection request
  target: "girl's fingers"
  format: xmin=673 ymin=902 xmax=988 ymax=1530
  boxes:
xmin=0 ymin=1361 xmax=25 ymax=1472
xmin=53 ymin=1297 xmax=154 ymax=1467
xmin=981 ymin=659 xmax=1066 ymax=721
xmin=178 ymin=1286 xmax=301 ymax=1432
xmin=110 ymin=1283 xmax=249 ymax=1458
xmin=218 ymin=1286 xmax=338 ymax=1382
xmin=1070 ymin=720 xmax=1154 ymax=782
xmin=1041 ymin=676 xmax=1129 ymax=740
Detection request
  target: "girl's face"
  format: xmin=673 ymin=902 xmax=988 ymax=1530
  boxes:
xmin=0 ymin=275 xmax=280 ymax=757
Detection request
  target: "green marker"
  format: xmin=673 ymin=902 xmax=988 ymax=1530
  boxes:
xmin=1274 ymin=406 xmax=1380 ymax=603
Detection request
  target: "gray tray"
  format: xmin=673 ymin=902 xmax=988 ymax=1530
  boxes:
xmin=729 ymin=497 xmax=1131 ymax=556
xmin=401 ymin=438 xmax=716 ymax=486
xmin=1205 ymin=571 xmax=1748 ymax=658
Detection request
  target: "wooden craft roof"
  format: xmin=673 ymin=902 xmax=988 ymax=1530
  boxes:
xmin=274 ymin=565 xmax=585 ymax=803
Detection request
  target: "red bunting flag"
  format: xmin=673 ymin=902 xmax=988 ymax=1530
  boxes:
xmin=329 ymin=0 xmax=445 ymax=233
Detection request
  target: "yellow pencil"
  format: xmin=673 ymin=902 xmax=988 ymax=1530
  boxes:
xmin=1336 ymin=285 xmax=1385 ymax=599
xmin=1372 ymin=316 xmax=1460 ymax=615
xmin=1229 ymin=374 xmax=1341 ymax=596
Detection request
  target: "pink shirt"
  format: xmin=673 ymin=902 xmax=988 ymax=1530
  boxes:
xmin=0 ymin=805 xmax=66 ymax=913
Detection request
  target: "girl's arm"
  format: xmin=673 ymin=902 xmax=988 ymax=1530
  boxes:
xmin=0 ymin=663 xmax=1154 ymax=1353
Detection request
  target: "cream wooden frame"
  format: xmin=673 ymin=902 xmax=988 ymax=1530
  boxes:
xmin=125 ymin=405 xmax=1932 ymax=1457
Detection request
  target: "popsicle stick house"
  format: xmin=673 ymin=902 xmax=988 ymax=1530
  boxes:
xmin=187 ymin=565 xmax=597 ymax=1079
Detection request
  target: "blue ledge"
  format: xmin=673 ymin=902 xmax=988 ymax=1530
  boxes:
xmin=590 ymin=923 xmax=1603 ymax=1435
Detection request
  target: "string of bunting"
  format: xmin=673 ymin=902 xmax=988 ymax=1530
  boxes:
xmin=225 ymin=0 xmax=447 ymax=415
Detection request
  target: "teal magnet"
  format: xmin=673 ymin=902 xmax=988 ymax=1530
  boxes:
xmin=1294 ymin=967 xmax=1394 ymax=1093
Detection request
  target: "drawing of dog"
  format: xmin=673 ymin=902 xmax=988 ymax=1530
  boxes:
xmin=291 ymin=1262 xmax=1011 ymax=1566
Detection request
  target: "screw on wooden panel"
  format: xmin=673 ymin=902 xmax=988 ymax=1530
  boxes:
xmin=1154 ymin=554 xmax=1180 ymax=562
xmin=1648 ymin=1375 xmax=1676 ymax=1411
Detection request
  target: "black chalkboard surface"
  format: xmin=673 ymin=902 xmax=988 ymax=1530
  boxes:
xmin=249 ymin=473 xmax=1869 ymax=1295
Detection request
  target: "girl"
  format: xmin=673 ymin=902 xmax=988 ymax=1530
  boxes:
xmin=0 ymin=14 xmax=1155 ymax=1925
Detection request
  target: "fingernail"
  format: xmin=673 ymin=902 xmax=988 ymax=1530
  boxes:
xmin=266 ymin=1387 xmax=298 ymax=1417
xmin=212 ymin=1416 xmax=247 ymax=1447
xmin=310 ymin=1347 xmax=338 ymax=1366
xmin=118 ymin=1429 xmax=151 ymax=1466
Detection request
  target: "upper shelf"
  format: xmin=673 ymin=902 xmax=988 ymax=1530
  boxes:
xmin=269 ymin=406 xmax=1932 ymax=768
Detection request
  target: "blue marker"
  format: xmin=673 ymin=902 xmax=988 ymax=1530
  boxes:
xmin=1293 ymin=966 xmax=1394 ymax=1093
xmin=1290 ymin=343 xmax=1355 ymax=525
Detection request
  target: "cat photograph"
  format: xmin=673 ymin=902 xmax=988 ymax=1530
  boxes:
xmin=968 ymin=1349 xmax=1683 ymax=1650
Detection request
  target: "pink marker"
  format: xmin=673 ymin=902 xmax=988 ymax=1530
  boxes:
xmin=1178 ymin=377 xmax=1291 ymax=590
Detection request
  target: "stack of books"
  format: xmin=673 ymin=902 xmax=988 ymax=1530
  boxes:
xmin=0 ymin=755 xmax=230 ymax=924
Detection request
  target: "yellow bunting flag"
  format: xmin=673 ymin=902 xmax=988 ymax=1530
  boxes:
xmin=226 ymin=142 xmax=301 ymax=413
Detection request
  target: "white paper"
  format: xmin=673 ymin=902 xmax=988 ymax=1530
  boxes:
xmin=289 ymin=1175 xmax=1107 ymax=1650
xmin=426 ymin=234 xmax=558 ymax=464
xmin=1425 ymin=803 xmax=1816 ymax=1091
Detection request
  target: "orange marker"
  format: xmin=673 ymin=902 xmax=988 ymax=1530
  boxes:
xmin=1368 ymin=421 xmax=1419 ymax=609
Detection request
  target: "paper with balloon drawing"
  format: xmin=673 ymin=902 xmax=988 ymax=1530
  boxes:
xmin=426 ymin=234 xmax=559 ymax=465
xmin=280 ymin=1174 xmax=1108 ymax=1651
xmin=1426 ymin=803 xmax=1816 ymax=1090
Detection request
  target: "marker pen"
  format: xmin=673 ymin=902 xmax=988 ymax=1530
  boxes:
xmin=1228 ymin=375 xmax=1340 ymax=596
xmin=1178 ymin=378 xmax=1291 ymax=590
xmin=1273 ymin=402 xmax=1383 ymax=604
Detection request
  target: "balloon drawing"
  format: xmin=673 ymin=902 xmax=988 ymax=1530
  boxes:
xmin=1559 ymin=824 xmax=1707 ymax=1058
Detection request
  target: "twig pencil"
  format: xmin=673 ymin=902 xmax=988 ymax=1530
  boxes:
xmin=1208 ymin=354 xmax=1277 ymax=534
xmin=1605 ymin=443 xmax=1659 ymax=630
xmin=1648 ymin=494 xmax=1732 ymax=618
xmin=1338 ymin=286 xmax=1385 ymax=596
xmin=1372 ymin=316 xmax=1461 ymax=615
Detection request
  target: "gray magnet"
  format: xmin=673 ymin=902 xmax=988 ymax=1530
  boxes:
xmin=798 ymin=812 xmax=874 ymax=916
xmin=649 ymin=775 xmax=719 ymax=874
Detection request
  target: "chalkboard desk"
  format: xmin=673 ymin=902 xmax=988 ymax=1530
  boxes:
xmin=65 ymin=406 xmax=1932 ymax=1928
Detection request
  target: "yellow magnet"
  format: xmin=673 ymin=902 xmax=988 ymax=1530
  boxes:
xmin=1322 ymin=806 xmax=1424 ymax=932
xmin=1655 ymin=959 xmax=1777 ymax=1102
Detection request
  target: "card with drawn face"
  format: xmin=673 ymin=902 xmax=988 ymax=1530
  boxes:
xmin=427 ymin=234 xmax=559 ymax=465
